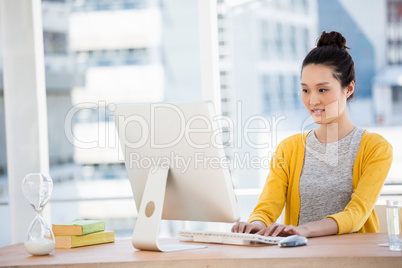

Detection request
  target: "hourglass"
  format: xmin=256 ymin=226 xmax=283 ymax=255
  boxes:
xmin=22 ymin=173 xmax=55 ymax=256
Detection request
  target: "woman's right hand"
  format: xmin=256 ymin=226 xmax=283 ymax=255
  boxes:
xmin=231 ymin=221 xmax=266 ymax=234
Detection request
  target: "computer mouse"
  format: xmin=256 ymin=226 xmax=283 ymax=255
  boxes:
xmin=278 ymin=235 xmax=308 ymax=247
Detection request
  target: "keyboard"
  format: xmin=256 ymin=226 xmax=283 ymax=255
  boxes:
xmin=178 ymin=230 xmax=283 ymax=246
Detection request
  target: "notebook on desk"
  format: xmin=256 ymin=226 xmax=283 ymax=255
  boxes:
xmin=178 ymin=231 xmax=283 ymax=246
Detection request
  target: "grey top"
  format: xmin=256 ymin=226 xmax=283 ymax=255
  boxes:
xmin=298 ymin=127 xmax=365 ymax=226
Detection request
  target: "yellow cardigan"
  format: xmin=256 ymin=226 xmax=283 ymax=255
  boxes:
xmin=248 ymin=130 xmax=393 ymax=234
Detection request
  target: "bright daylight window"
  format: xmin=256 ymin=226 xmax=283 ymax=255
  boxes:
xmin=0 ymin=0 xmax=401 ymax=246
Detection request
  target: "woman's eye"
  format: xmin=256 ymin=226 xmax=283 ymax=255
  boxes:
xmin=302 ymin=89 xmax=308 ymax=93
xmin=319 ymin=88 xmax=327 ymax=92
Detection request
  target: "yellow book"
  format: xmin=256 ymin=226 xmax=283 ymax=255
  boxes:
xmin=52 ymin=219 xmax=105 ymax=236
xmin=55 ymin=230 xmax=115 ymax=249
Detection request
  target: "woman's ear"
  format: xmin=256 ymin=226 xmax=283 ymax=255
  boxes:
xmin=346 ymin=81 xmax=355 ymax=99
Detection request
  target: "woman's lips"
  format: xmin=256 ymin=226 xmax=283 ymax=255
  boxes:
xmin=312 ymin=109 xmax=325 ymax=116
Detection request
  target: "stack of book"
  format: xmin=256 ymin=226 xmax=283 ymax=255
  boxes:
xmin=52 ymin=219 xmax=115 ymax=249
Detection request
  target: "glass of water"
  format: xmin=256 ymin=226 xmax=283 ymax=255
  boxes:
xmin=386 ymin=200 xmax=402 ymax=251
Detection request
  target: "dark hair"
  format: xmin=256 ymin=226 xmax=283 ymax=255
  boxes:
xmin=302 ymin=31 xmax=355 ymax=101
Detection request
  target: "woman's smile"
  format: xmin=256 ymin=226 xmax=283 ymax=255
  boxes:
xmin=311 ymin=108 xmax=325 ymax=116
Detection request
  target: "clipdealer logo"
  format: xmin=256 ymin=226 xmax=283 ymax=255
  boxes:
xmin=64 ymin=101 xmax=287 ymax=151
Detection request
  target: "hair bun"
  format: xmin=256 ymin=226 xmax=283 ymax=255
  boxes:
xmin=316 ymin=31 xmax=350 ymax=50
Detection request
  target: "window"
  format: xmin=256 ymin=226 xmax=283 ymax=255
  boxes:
xmin=43 ymin=31 xmax=67 ymax=55
xmin=261 ymin=74 xmax=271 ymax=114
xmin=301 ymin=0 xmax=309 ymax=14
xmin=276 ymin=23 xmax=283 ymax=56
xmin=2 ymin=0 xmax=401 ymax=248
xmin=260 ymin=19 xmax=269 ymax=60
xmin=293 ymin=75 xmax=300 ymax=109
xmin=278 ymin=74 xmax=285 ymax=110
xmin=303 ymin=27 xmax=310 ymax=56
xmin=290 ymin=26 xmax=297 ymax=60
xmin=72 ymin=0 xmax=147 ymax=12
xmin=387 ymin=0 xmax=402 ymax=64
xmin=74 ymin=48 xmax=149 ymax=68
xmin=392 ymin=86 xmax=402 ymax=103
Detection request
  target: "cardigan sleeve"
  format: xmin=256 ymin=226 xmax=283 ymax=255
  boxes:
xmin=326 ymin=133 xmax=393 ymax=234
xmin=247 ymin=139 xmax=290 ymax=227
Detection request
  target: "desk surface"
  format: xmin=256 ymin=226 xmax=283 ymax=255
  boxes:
xmin=1 ymin=233 xmax=401 ymax=268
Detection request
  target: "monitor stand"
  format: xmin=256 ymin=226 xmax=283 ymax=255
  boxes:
xmin=131 ymin=165 xmax=207 ymax=252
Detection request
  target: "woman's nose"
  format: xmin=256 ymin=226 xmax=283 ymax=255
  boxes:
xmin=309 ymin=92 xmax=320 ymax=106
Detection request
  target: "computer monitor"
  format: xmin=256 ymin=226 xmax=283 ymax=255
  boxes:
xmin=113 ymin=101 xmax=240 ymax=251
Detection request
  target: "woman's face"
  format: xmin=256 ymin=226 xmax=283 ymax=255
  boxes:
xmin=301 ymin=64 xmax=353 ymax=125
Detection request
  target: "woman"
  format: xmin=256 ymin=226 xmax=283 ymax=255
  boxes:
xmin=232 ymin=31 xmax=393 ymax=238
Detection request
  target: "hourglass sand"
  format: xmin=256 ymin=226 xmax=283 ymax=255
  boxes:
xmin=22 ymin=173 xmax=55 ymax=256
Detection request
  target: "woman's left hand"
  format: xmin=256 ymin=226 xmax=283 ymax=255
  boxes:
xmin=256 ymin=218 xmax=338 ymax=238
xmin=256 ymin=222 xmax=303 ymax=237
